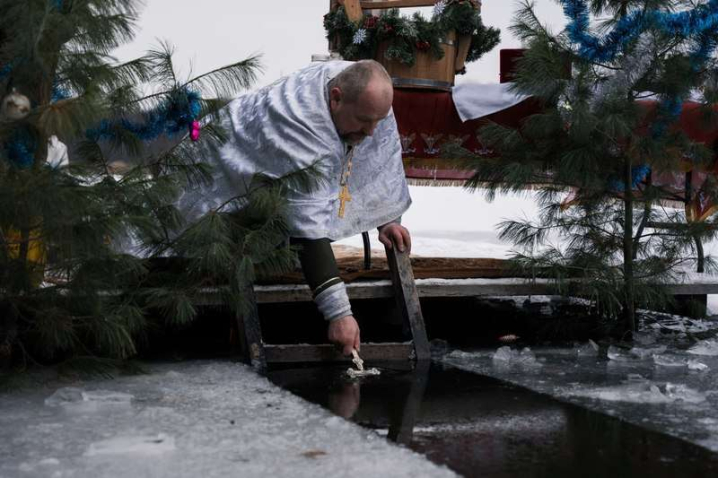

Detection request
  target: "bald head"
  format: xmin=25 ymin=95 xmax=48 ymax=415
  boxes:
xmin=329 ymin=60 xmax=394 ymax=145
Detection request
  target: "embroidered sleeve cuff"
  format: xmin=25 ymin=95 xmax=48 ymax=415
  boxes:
xmin=314 ymin=281 xmax=353 ymax=322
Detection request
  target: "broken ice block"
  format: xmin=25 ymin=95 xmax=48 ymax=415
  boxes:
xmin=576 ymin=340 xmax=600 ymax=357
xmin=629 ymin=345 xmax=667 ymax=360
xmin=44 ymin=387 xmax=84 ymax=406
xmin=607 ymin=346 xmax=632 ymax=361
xmin=653 ymin=354 xmax=687 ymax=367
xmin=633 ymin=332 xmax=658 ymax=346
xmin=492 ymin=346 xmax=517 ymax=362
xmin=492 ymin=346 xmax=541 ymax=368
xmin=687 ymin=339 xmax=718 ymax=356
xmin=688 ymin=360 xmax=710 ymax=372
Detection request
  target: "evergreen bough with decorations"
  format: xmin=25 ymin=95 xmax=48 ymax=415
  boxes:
xmin=456 ymin=0 xmax=718 ymax=335
xmin=0 ymin=0 xmax=304 ymax=372
xmin=324 ymin=0 xmax=500 ymax=71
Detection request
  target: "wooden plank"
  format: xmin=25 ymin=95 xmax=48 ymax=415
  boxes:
xmin=665 ymin=284 xmax=718 ymax=295
xmin=387 ymin=360 xmax=429 ymax=444
xmin=237 ymin=284 xmax=266 ymax=372
xmin=264 ymin=343 xmax=413 ymax=363
xmin=386 ymin=246 xmax=431 ymax=361
xmin=196 ymin=279 xmax=718 ymax=305
xmin=339 ymin=0 xmax=364 ymax=21
xmin=360 ymin=0 xmax=439 ymax=9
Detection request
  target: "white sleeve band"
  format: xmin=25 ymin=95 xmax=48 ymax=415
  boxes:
xmin=314 ymin=281 xmax=353 ymax=322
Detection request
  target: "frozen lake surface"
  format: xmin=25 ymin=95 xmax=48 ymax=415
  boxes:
xmin=0 ymin=361 xmax=455 ymax=478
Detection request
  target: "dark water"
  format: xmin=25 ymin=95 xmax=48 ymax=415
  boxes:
xmin=268 ymin=362 xmax=718 ymax=478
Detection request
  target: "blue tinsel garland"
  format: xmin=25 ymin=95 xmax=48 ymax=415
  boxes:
xmin=561 ymin=0 xmax=718 ymax=189
xmin=562 ymin=0 xmax=718 ymax=65
xmin=3 ymin=89 xmax=202 ymax=168
xmin=2 ymin=0 xmax=205 ymax=168
xmin=5 ymin=129 xmax=37 ymax=169
xmin=86 ymin=89 xmax=202 ymax=142
xmin=609 ymin=164 xmax=652 ymax=192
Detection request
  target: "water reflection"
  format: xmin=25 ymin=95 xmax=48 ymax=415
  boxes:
xmin=327 ymin=382 xmax=361 ymax=419
xmin=268 ymin=363 xmax=718 ymax=477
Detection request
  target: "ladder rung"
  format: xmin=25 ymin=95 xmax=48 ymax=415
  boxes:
xmin=264 ymin=343 xmax=413 ymax=363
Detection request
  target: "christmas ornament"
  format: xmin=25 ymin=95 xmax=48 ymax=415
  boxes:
xmin=0 ymin=88 xmax=31 ymax=120
xmin=87 ymin=89 xmax=203 ymax=143
xmin=46 ymin=136 xmax=69 ymax=168
xmin=433 ymin=0 xmax=448 ymax=17
xmin=190 ymin=120 xmax=201 ymax=142
xmin=416 ymin=41 xmax=431 ymax=52
xmin=562 ymin=0 xmax=718 ymax=64
xmin=364 ymin=16 xmax=378 ymax=29
xmin=352 ymin=28 xmax=368 ymax=45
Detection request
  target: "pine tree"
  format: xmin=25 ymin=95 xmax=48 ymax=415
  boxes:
xmin=0 ymin=0 xmax=302 ymax=369
xmin=461 ymin=0 xmax=718 ymax=335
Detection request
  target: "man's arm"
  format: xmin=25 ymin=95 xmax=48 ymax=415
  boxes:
xmin=291 ymin=237 xmax=360 ymax=355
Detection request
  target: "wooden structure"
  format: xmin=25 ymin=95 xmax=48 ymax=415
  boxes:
xmin=235 ymin=242 xmax=431 ymax=371
xmin=331 ymin=0 xmax=477 ymax=90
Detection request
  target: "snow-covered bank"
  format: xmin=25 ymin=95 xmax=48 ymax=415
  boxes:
xmin=0 ymin=361 xmax=455 ymax=478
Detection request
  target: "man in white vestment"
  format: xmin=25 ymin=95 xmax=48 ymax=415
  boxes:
xmin=181 ymin=60 xmax=412 ymax=355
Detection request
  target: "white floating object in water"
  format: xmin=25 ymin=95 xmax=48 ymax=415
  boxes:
xmin=345 ymin=367 xmax=381 ymax=378
xmin=688 ymin=360 xmax=709 ymax=372
xmin=345 ymin=349 xmax=381 ymax=378
xmin=653 ymin=354 xmax=687 ymax=367
xmin=687 ymin=339 xmax=718 ymax=356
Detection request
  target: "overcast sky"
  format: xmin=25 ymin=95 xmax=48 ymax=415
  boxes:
xmin=116 ymin=1 xmax=568 ymax=89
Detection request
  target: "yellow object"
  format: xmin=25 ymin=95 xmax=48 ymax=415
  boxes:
xmin=4 ymin=226 xmax=46 ymax=286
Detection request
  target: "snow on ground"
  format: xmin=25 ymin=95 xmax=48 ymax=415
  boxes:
xmin=338 ymin=186 xmax=718 ymax=312
xmin=0 ymin=361 xmax=456 ymax=478
xmin=443 ymin=313 xmax=718 ymax=453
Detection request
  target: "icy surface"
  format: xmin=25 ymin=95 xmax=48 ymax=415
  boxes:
xmin=444 ymin=317 xmax=718 ymax=454
xmin=491 ymin=346 xmax=542 ymax=369
xmin=0 ymin=361 xmax=456 ymax=478
xmin=576 ymin=340 xmax=600 ymax=357
xmin=688 ymin=339 xmax=718 ymax=356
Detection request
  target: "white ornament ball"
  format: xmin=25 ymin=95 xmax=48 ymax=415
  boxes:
xmin=46 ymin=136 xmax=69 ymax=168
xmin=0 ymin=89 xmax=31 ymax=120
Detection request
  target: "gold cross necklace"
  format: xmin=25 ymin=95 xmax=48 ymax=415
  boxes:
xmin=338 ymin=146 xmax=354 ymax=218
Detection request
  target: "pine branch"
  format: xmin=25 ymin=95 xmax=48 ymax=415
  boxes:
xmin=182 ymin=55 xmax=263 ymax=99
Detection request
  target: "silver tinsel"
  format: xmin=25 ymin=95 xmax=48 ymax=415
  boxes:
xmin=433 ymin=0 xmax=448 ymax=17
xmin=352 ymin=28 xmax=367 ymax=45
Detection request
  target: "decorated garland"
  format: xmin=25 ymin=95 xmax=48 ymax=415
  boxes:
xmin=323 ymin=0 xmax=499 ymax=70
xmin=562 ymin=0 xmax=718 ymax=65
xmin=561 ymin=0 xmax=718 ymax=146
xmin=86 ymin=89 xmax=202 ymax=143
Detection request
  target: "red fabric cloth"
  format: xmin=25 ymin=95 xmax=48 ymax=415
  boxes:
xmin=393 ymin=89 xmax=718 ymax=219
xmin=393 ymin=89 xmax=541 ymax=182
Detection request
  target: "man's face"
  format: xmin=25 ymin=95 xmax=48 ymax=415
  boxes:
xmin=329 ymin=77 xmax=393 ymax=146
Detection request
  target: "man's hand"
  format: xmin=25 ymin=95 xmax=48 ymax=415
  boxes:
xmin=378 ymin=223 xmax=411 ymax=253
xmin=328 ymin=315 xmax=360 ymax=355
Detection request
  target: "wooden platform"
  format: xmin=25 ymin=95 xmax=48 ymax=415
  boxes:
xmin=233 ymin=243 xmax=718 ymax=369
xmin=204 ymin=277 xmax=718 ymax=305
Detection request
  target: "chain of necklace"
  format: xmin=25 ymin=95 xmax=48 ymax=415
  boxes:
xmin=339 ymin=146 xmax=354 ymax=187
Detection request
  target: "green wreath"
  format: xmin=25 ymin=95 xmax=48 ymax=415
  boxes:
xmin=323 ymin=0 xmax=500 ymax=71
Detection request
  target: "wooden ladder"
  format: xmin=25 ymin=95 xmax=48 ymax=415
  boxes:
xmin=236 ymin=242 xmax=431 ymax=371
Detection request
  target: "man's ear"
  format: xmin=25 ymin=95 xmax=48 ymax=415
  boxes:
xmin=329 ymin=87 xmax=342 ymax=106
